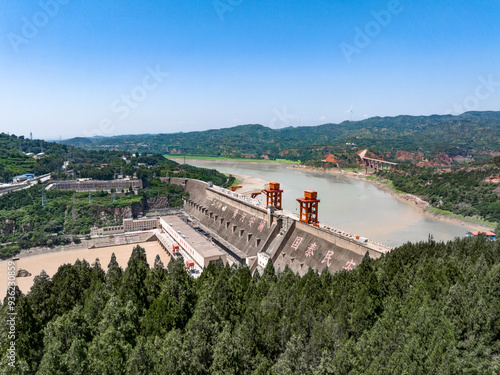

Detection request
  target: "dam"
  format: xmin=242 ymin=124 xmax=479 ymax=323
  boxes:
xmin=167 ymin=177 xmax=389 ymax=275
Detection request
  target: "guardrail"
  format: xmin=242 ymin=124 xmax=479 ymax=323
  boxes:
xmin=319 ymin=222 xmax=393 ymax=253
xmin=211 ymin=185 xmax=264 ymax=207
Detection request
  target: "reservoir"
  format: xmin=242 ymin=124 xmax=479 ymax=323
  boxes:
xmin=174 ymin=159 xmax=476 ymax=247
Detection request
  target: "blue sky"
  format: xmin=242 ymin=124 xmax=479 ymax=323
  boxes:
xmin=1 ymin=0 xmax=499 ymax=139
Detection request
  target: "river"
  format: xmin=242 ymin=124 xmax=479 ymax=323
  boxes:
xmin=173 ymin=159 xmax=476 ymax=247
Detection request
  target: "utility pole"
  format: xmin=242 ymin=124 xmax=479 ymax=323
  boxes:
xmin=89 ymin=192 xmax=92 ymax=204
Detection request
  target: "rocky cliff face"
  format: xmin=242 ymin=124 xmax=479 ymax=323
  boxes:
xmin=143 ymin=196 xmax=169 ymax=211
xmin=92 ymin=205 xmax=140 ymax=220
xmin=0 ymin=220 xmax=15 ymax=236
xmin=93 ymin=197 xmax=172 ymax=220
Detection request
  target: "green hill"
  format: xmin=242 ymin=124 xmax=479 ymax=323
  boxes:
xmin=379 ymin=156 xmax=500 ymax=224
xmin=62 ymin=111 xmax=500 ymax=164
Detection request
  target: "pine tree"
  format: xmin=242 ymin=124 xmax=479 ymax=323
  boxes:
xmin=119 ymin=245 xmax=150 ymax=313
xmin=105 ymin=253 xmax=123 ymax=295
xmin=26 ymin=269 xmax=53 ymax=325
xmin=144 ymin=254 xmax=167 ymax=306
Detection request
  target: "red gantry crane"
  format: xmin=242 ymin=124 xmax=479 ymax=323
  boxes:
xmin=263 ymin=182 xmax=283 ymax=210
xmin=297 ymin=190 xmax=320 ymax=227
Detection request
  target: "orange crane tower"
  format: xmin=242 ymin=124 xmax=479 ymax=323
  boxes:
xmin=296 ymin=190 xmax=320 ymax=226
xmin=262 ymin=182 xmax=283 ymax=210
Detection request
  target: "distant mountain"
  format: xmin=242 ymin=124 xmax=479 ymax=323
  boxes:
xmin=62 ymin=111 xmax=500 ymax=165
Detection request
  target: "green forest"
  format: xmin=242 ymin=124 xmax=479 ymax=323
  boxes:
xmin=0 ymin=168 xmax=233 ymax=259
xmin=379 ymin=157 xmax=500 ymax=223
xmin=0 ymin=134 xmax=235 ymax=258
xmin=0 ymin=184 xmax=180 ymax=259
xmin=63 ymin=111 xmax=500 ymax=164
xmin=0 ymin=133 xmax=235 ymax=186
xmin=1 ymin=236 xmax=499 ymax=374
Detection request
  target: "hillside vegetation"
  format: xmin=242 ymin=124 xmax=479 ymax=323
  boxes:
xmin=0 ymin=134 xmax=235 ymax=258
xmin=0 ymin=184 xmax=183 ymax=259
xmin=379 ymin=157 xmax=500 ymax=224
xmin=0 ymin=134 xmax=70 ymax=182
xmin=1 ymin=236 xmax=499 ymax=374
xmin=0 ymin=134 xmax=234 ymax=186
xmin=63 ymin=111 xmax=500 ymax=164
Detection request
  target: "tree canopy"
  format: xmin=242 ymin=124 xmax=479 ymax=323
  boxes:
xmin=1 ymin=237 xmax=499 ymax=374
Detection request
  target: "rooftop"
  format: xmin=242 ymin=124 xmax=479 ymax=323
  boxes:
xmin=161 ymin=215 xmax=225 ymax=258
xmin=467 ymin=231 xmax=496 ymax=236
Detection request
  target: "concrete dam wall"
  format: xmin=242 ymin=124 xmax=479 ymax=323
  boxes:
xmin=168 ymin=177 xmax=383 ymax=275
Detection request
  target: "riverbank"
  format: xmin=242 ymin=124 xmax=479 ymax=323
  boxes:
xmin=289 ymin=164 xmax=496 ymax=232
xmin=167 ymin=156 xmax=299 ymax=164
xmin=169 ymin=157 xmax=272 ymax=195
xmin=229 ymin=173 xmax=270 ymax=195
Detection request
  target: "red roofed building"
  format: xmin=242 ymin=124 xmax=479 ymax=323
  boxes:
xmin=323 ymin=154 xmax=337 ymax=164
xmin=466 ymin=231 xmax=496 ymax=241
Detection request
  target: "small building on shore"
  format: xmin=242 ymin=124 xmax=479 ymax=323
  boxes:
xmin=466 ymin=231 xmax=496 ymax=241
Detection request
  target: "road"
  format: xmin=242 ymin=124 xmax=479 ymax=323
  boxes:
xmin=0 ymin=174 xmax=51 ymax=196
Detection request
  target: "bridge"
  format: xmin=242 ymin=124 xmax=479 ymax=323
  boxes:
xmin=358 ymin=149 xmax=397 ymax=171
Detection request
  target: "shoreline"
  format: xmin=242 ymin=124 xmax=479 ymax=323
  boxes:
xmin=228 ymin=173 xmax=270 ymax=195
xmin=168 ymin=157 xmax=289 ymax=166
xmin=289 ymin=165 xmax=495 ymax=232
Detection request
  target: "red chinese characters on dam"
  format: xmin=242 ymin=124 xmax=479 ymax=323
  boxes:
xmin=305 ymin=242 xmax=317 ymax=257
xmin=322 ymin=251 xmax=335 ymax=267
xmin=343 ymin=260 xmax=356 ymax=271
xmin=248 ymin=216 xmax=255 ymax=227
xmin=257 ymin=220 xmax=266 ymax=232
xmin=291 ymin=236 xmax=304 ymax=250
